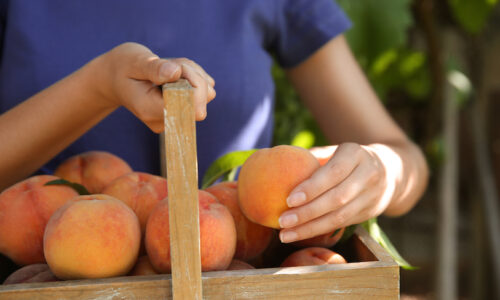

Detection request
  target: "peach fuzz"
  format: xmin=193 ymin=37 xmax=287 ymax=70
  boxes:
xmin=0 ymin=175 xmax=79 ymax=265
xmin=102 ymin=172 xmax=168 ymax=233
xmin=54 ymin=151 xmax=132 ymax=194
xmin=227 ymin=259 xmax=255 ymax=270
xmin=238 ymin=145 xmax=320 ymax=229
xmin=280 ymin=247 xmax=347 ymax=267
xmin=145 ymin=190 xmax=236 ymax=273
xmin=3 ymin=264 xmax=59 ymax=285
xmin=43 ymin=195 xmax=141 ymax=280
xmin=292 ymin=227 xmax=345 ymax=249
xmin=205 ymin=181 xmax=273 ymax=261
xmin=128 ymin=256 xmax=158 ymax=276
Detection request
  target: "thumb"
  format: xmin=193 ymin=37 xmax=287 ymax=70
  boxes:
xmin=142 ymin=58 xmax=182 ymax=85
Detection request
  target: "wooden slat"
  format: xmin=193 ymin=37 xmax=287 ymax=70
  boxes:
xmin=0 ymin=263 xmax=397 ymax=300
xmin=353 ymin=226 xmax=395 ymax=263
xmin=162 ymin=79 xmax=202 ymax=299
xmin=0 ymin=227 xmax=399 ymax=299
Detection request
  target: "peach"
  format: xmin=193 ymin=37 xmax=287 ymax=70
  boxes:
xmin=43 ymin=195 xmax=141 ymax=279
xmin=205 ymin=181 xmax=273 ymax=261
xmin=238 ymin=145 xmax=320 ymax=229
xmin=145 ymin=190 xmax=236 ymax=273
xmin=54 ymin=151 xmax=132 ymax=194
xmin=128 ymin=256 xmax=158 ymax=276
xmin=3 ymin=264 xmax=58 ymax=284
xmin=0 ymin=175 xmax=79 ymax=265
xmin=292 ymin=228 xmax=345 ymax=248
xmin=281 ymin=247 xmax=347 ymax=267
xmin=102 ymin=172 xmax=168 ymax=233
xmin=227 ymin=259 xmax=255 ymax=270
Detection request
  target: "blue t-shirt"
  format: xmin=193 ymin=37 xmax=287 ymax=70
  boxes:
xmin=0 ymin=0 xmax=350 ymax=183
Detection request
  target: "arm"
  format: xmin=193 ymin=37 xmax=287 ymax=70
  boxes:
xmin=278 ymin=35 xmax=429 ymax=243
xmin=0 ymin=43 xmax=215 ymax=191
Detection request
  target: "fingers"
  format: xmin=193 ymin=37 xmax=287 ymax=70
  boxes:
xmin=142 ymin=57 xmax=216 ymax=121
xmin=286 ymin=143 xmax=362 ymax=208
xmin=280 ymin=192 xmax=374 ymax=243
xmin=116 ymin=43 xmax=182 ymax=85
xmin=108 ymin=43 xmax=216 ymax=129
xmin=171 ymin=58 xmax=215 ymax=88
xmin=279 ymin=143 xmax=388 ymax=243
xmin=121 ymin=80 xmax=166 ymax=133
xmin=180 ymin=64 xmax=212 ymax=121
xmin=279 ymin=164 xmax=369 ymax=229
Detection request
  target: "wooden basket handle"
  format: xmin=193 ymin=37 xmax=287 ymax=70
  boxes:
xmin=162 ymin=79 xmax=202 ymax=299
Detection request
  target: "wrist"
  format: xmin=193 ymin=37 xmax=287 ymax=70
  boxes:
xmin=80 ymin=52 xmax=120 ymax=111
xmin=365 ymin=143 xmax=402 ymax=214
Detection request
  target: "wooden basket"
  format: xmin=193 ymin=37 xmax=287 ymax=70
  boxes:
xmin=0 ymin=81 xmax=399 ymax=299
xmin=0 ymin=226 xmax=399 ymax=299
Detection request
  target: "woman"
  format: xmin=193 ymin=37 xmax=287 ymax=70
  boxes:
xmin=0 ymin=0 xmax=428 ymax=243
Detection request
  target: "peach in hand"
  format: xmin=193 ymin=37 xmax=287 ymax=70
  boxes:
xmin=238 ymin=145 xmax=320 ymax=229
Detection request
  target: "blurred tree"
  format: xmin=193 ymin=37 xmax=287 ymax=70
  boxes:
xmin=273 ymin=0 xmax=430 ymax=147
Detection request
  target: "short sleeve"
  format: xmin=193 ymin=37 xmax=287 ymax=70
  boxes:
xmin=271 ymin=0 xmax=351 ymax=68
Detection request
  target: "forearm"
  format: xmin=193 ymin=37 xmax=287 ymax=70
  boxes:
xmin=368 ymin=140 xmax=429 ymax=216
xmin=0 ymin=56 xmax=116 ymax=190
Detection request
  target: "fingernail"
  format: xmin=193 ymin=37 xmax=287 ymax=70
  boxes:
xmin=159 ymin=62 xmax=179 ymax=80
xmin=280 ymin=231 xmax=298 ymax=243
xmin=279 ymin=213 xmax=298 ymax=228
xmin=287 ymin=192 xmax=306 ymax=207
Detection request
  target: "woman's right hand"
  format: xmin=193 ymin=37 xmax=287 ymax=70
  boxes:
xmin=92 ymin=42 xmax=216 ymax=132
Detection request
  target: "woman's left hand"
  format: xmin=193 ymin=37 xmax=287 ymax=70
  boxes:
xmin=278 ymin=143 xmax=393 ymax=243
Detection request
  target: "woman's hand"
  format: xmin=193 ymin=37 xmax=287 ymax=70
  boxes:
xmin=93 ymin=42 xmax=216 ymax=132
xmin=0 ymin=42 xmax=216 ymax=191
xmin=278 ymin=143 xmax=395 ymax=243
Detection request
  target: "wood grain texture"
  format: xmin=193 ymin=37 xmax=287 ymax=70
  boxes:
xmin=162 ymin=79 xmax=202 ymax=300
xmin=0 ymin=227 xmax=399 ymax=299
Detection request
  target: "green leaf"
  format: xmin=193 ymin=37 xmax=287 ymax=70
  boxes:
xmin=448 ymin=0 xmax=498 ymax=34
xmin=338 ymin=0 xmax=413 ymax=68
xmin=338 ymin=224 xmax=358 ymax=243
xmin=362 ymin=218 xmax=417 ymax=270
xmin=201 ymin=150 xmax=257 ymax=189
xmin=45 ymin=179 xmax=90 ymax=195
xmin=330 ymin=228 xmax=342 ymax=238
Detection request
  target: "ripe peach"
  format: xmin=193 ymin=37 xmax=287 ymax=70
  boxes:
xmin=145 ymin=190 xmax=236 ymax=273
xmin=44 ymin=195 xmax=141 ymax=279
xmin=3 ymin=264 xmax=58 ymax=284
xmin=54 ymin=151 xmax=132 ymax=194
xmin=102 ymin=172 xmax=168 ymax=233
xmin=238 ymin=145 xmax=320 ymax=229
xmin=128 ymin=256 xmax=158 ymax=276
xmin=227 ymin=259 xmax=255 ymax=270
xmin=0 ymin=175 xmax=79 ymax=265
xmin=205 ymin=181 xmax=273 ymax=261
xmin=280 ymin=247 xmax=347 ymax=267
xmin=292 ymin=228 xmax=345 ymax=248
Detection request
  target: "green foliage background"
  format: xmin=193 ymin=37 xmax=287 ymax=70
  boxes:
xmin=272 ymin=0 xmax=497 ymax=148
